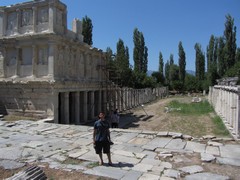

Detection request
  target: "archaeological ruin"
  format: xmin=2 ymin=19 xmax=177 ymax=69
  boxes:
xmin=0 ymin=0 xmax=168 ymax=124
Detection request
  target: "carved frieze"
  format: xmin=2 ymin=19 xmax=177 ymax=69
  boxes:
xmin=7 ymin=12 xmax=17 ymax=31
xmin=21 ymin=9 xmax=33 ymax=26
xmin=38 ymin=7 xmax=48 ymax=24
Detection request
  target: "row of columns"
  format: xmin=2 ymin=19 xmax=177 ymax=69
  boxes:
xmin=55 ymin=87 xmax=169 ymax=125
xmin=208 ymin=86 xmax=240 ymax=139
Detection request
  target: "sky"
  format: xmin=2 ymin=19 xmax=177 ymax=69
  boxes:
xmin=1 ymin=0 xmax=240 ymax=72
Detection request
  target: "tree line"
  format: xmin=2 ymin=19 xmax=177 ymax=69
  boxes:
xmin=82 ymin=14 xmax=240 ymax=91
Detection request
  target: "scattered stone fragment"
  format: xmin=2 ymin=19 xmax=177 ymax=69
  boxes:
xmin=202 ymin=135 xmax=216 ymax=139
xmin=201 ymin=153 xmax=216 ymax=162
xmin=178 ymin=165 xmax=204 ymax=174
xmin=207 ymin=141 xmax=223 ymax=146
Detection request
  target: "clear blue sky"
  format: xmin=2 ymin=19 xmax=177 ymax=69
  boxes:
xmin=1 ymin=0 xmax=240 ymax=71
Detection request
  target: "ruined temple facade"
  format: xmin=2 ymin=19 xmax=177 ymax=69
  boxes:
xmin=0 ymin=0 xmax=109 ymax=124
xmin=0 ymin=0 xmax=168 ymax=124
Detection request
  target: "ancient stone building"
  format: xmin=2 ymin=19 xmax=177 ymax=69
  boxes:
xmin=0 ymin=0 xmax=168 ymax=124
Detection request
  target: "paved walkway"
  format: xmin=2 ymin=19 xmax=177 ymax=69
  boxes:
xmin=0 ymin=119 xmax=240 ymax=180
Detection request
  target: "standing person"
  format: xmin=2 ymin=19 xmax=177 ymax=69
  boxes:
xmin=111 ymin=109 xmax=120 ymax=128
xmin=93 ymin=112 xmax=113 ymax=166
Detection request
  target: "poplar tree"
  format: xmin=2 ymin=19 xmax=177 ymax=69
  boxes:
xmin=165 ymin=60 xmax=170 ymax=84
xmin=207 ymin=35 xmax=218 ymax=86
xmin=115 ymin=39 xmax=131 ymax=86
xmin=217 ymin=37 xmax=225 ymax=77
xmin=159 ymin=52 xmax=164 ymax=76
xmin=195 ymin=43 xmax=205 ymax=81
xmin=82 ymin=16 xmax=93 ymax=46
xmin=133 ymin=28 xmax=148 ymax=74
xmin=223 ymin=14 xmax=236 ymax=69
xmin=178 ymin=41 xmax=186 ymax=86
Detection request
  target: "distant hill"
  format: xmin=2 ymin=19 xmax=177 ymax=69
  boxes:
xmin=186 ymin=70 xmax=195 ymax=76
xmin=147 ymin=70 xmax=195 ymax=76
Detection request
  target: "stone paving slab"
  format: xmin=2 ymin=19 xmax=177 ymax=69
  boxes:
xmin=120 ymin=170 xmax=142 ymax=180
xmin=184 ymin=141 xmax=206 ymax=153
xmin=84 ymin=166 xmax=128 ymax=179
xmin=165 ymin=138 xmax=186 ymax=150
xmin=219 ymin=144 xmax=240 ymax=160
xmin=142 ymin=137 xmax=172 ymax=150
xmin=185 ymin=172 xmax=230 ymax=180
xmin=0 ymin=160 xmax=26 ymax=170
xmin=0 ymin=120 xmax=239 ymax=180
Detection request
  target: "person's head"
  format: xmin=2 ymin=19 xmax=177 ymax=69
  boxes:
xmin=98 ymin=112 xmax=105 ymax=120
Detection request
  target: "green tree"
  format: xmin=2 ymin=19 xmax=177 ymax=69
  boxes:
xmin=82 ymin=16 xmax=93 ymax=46
xmin=165 ymin=60 xmax=170 ymax=84
xmin=236 ymin=48 xmax=240 ymax=62
xmin=178 ymin=41 xmax=186 ymax=89
xmin=217 ymin=37 xmax=225 ymax=77
xmin=207 ymin=35 xmax=218 ymax=86
xmin=159 ymin=52 xmax=164 ymax=76
xmin=195 ymin=43 xmax=205 ymax=81
xmin=223 ymin=14 xmax=237 ymax=70
xmin=133 ymin=28 xmax=148 ymax=74
xmin=143 ymin=46 xmax=148 ymax=73
xmin=115 ymin=39 xmax=131 ymax=87
xmin=169 ymin=54 xmax=174 ymax=66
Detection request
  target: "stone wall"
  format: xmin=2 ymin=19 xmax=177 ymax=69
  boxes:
xmin=208 ymin=85 xmax=240 ymax=139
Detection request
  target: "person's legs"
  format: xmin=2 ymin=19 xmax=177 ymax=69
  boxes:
xmin=95 ymin=142 xmax=104 ymax=165
xmin=103 ymin=141 xmax=112 ymax=164
xmin=106 ymin=153 xmax=112 ymax=165
xmin=98 ymin=153 xmax=104 ymax=165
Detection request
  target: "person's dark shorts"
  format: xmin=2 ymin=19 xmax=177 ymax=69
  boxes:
xmin=94 ymin=141 xmax=110 ymax=154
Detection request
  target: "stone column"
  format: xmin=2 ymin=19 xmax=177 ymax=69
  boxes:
xmin=91 ymin=91 xmax=95 ymax=119
xmin=16 ymin=9 xmax=20 ymax=34
xmin=75 ymin=92 xmax=80 ymax=125
xmin=16 ymin=47 xmax=21 ymax=77
xmin=237 ymin=87 xmax=240 ymax=137
xmin=49 ymin=1 xmax=56 ymax=32
xmin=98 ymin=90 xmax=102 ymax=114
xmin=83 ymin=91 xmax=88 ymax=122
xmin=0 ymin=47 xmax=5 ymax=77
xmin=53 ymin=92 xmax=59 ymax=124
xmin=48 ymin=42 xmax=55 ymax=77
xmin=0 ymin=8 xmax=5 ymax=36
xmin=32 ymin=45 xmax=37 ymax=77
xmin=102 ymin=90 xmax=107 ymax=114
xmin=32 ymin=7 xmax=37 ymax=33
xmin=64 ymin=92 xmax=69 ymax=124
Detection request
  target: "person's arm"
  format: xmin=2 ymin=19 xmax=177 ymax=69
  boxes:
xmin=93 ymin=129 xmax=96 ymax=144
xmin=107 ymin=129 xmax=111 ymax=141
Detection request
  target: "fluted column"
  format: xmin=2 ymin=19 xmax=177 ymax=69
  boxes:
xmin=32 ymin=45 xmax=37 ymax=77
xmin=32 ymin=7 xmax=37 ymax=33
xmin=75 ymin=92 xmax=80 ymax=125
xmin=83 ymin=91 xmax=88 ymax=122
xmin=64 ymin=92 xmax=69 ymax=124
xmin=90 ymin=91 xmax=95 ymax=119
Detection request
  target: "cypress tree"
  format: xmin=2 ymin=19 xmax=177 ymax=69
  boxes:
xmin=224 ymin=14 xmax=236 ymax=70
xmin=178 ymin=41 xmax=186 ymax=86
xmin=159 ymin=52 xmax=164 ymax=76
xmin=82 ymin=16 xmax=93 ymax=46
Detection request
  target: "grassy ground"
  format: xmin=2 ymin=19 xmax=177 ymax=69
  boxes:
xmin=126 ymin=96 xmax=231 ymax=138
xmin=167 ymin=98 xmax=230 ymax=137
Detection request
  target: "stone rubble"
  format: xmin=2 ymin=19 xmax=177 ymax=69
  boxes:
xmin=0 ymin=120 xmax=240 ymax=180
